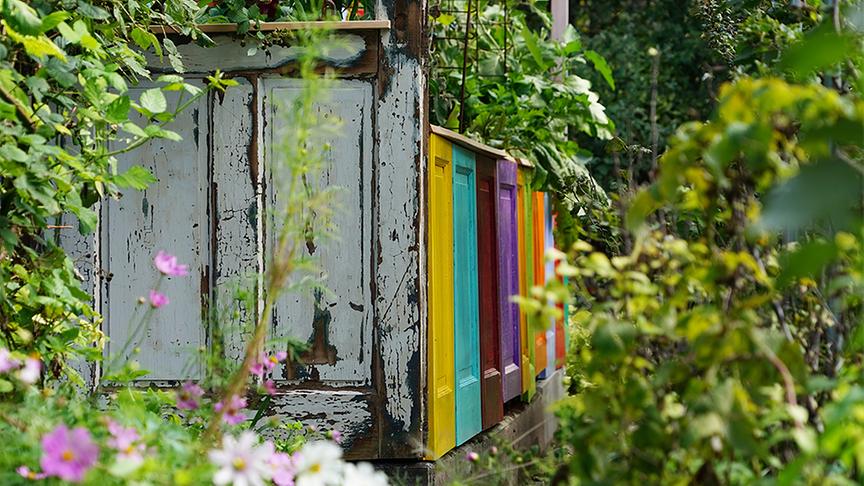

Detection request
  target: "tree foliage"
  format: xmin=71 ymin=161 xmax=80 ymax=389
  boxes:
xmin=541 ymin=20 xmax=864 ymax=484
xmin=429 ymin=0 xmax=614 ymax=194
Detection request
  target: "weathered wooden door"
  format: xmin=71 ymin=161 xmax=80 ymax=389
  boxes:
xmin=67 ymin=21 xmax=427 ymax=461
xmin=496 ymin=159 xmax=521 ymax=402
xmin=543 ymin=193 xmax=556 ymax=378
xmin=531 ymin=192 xmax=547 ymax=378
xmin=452 ymin=145 xmax=482 ymax=444
xmin=428 ymin=134 xmax=456 ymax=458
xmin=102 ymin=85 xmax=210 ymax=381
xmin=265 ymin=79 xmax=374 ymax=385
xmin=476 ymin=156 xmax=503 ymax=428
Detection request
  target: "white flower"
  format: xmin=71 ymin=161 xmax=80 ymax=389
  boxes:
xmin=209 ymin=431 xmax=274 ymax=486
xmin=18 ymin=357 xmax=40 ymax=384
xmin=293 ymin=441 xmax=343 ymax=486
xmin=343 ymin=462 xmax=388 ymax=486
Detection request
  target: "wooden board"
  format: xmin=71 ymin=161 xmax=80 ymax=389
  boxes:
xmin=476 ymin=156 xmax=504 ymax=429
xmin=427 ymin=134 xmax=456 ymax=458
xmin=531 ymin=192 xmax=547 ymax=377
xmin=515 ymin=170 xmax=533 ymax=400
xmin=542 ymin=193 xmax=556 ymax=379
xmin=101 ymin=84 xmax=209 ymax=381
xmin=211 ymin=78 xmax=259 ymax=365
xmin=553 ymin=210 xmax=565 ymax=369
xmin=496 ymin=159 xmax=521 ymax=402
xmin=452 ymin=145 xmax=482 ymax=445
xmin=146 ymin=33 xmax=377 ymax=74
xmin=522 ymin=176 xmax=537 ymax=400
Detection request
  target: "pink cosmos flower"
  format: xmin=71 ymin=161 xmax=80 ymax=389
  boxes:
xmin=17 ymin=466 xmax=46 ymax=480
xmin=148 ymin=290 xmax=169 ymax=308
xmin=269 ymin=351 xmax=288 ymax=368
xmin=176 ymin=382 xmax=205 ymax=410
xmin=107 ymin=421 xmax=139 ymax=450
xmin=0 ymin=348 xmax=19 ymax=373
xmin=262 ymin=380 xmax=277 ymax=395
xmin=251 ymin=351 xmax=288 ymax=378
xmin=326 ymin=430 xmax=342 ymax=444
xmin=153 ymin=251 xmax=189 ymax=277
xmin=249 ymin=358 xmax=265 ymax=378
xmin=40 ymin=425 xmax=99 ymax=483
xmin=107 ymin=421 xmax=144 ymax=463
xmin=214 ymin=395 xmax=247 ymax=425
xmin=18 ymin=357 xmax=41 ymax=384
xmin=270 ymin=451 xmax=296 ymax=486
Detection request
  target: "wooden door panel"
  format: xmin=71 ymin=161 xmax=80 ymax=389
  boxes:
xmin=531 ymin=192 xmax=547 ymax=377
xmin=516 ymin=170 xmax=532 ymax=399
xmin=522 ymin=175 xmax=537 ymax=400
xmin=496 ymin=160 xmax=521 ymax=402
xmin=264 ymin=79 xmax=374 ymax=385
xmin=102 ymin=85 xmax=209 ymax=381
xmin=542 ymin=193 xmax=556 ymax=378
xmin=427 ymin=134 xmax=456 ymax=458
xmin=452 ymin=145 xmax=482 ymax=445
xmin=476 ymin=156 xmax=503 ymax=429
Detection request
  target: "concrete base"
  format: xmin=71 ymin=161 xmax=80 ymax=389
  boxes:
xmin=373 ymin=369 xmax=565 ymax=485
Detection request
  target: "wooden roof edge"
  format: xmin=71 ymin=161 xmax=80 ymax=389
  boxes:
xmin=150 ymin=20 xmax=391 ymax=34
xmin=430 ymin=125 xmax=535 ymax=168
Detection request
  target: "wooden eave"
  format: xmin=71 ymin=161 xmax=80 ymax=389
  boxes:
xmin=430 ymin=124 xmax=535 ymax=168
xmin=150 ymin=20 xmax=391 ymax=34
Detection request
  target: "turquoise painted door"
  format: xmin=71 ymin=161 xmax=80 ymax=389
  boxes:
xmin=453 ymin=145 xmax=482 ymax=444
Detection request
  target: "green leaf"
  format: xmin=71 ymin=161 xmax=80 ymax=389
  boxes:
xmin=0 ymin=379 xmax=12 ymax=393
xmin=130 ymin=27 xmax=152 ymax=50
xmin=76 ymin=207 xmax=97 ymax=234
xmin=105 ymin=96 xmax=130 ymax=123
xmin=57 ymin=21 xmax=81 ymax=43
xmin=163 ymin=38 xmax=185 ymax=73
xmin=144 ymin=126 xmax=182 ymax=142
xmin=760 ymin=158 xmax=862 ymax=233
xmin=779 ymin=24 xmax=855 ymax=78
xmin=40 ymin=11 xmax=70 ymax=33
xmin=122 ymin=122 xmax=147 ymax=138
xmin=584 ymin=50 xmax=614 ymax=90
xmin=3 ymin=0 xmax=42 ymax=36
xmin=435 ymin=14 xmax=456 ymax=26
xmin=77 ymin=0 xmax=110 ymax=20
xmin=3 ymin=22 xmax=67 ymax=61
xmin=114 ymin=165 xmax=156 ymax=190
xmin=776 ymin=240 xmax=837 ymax=289
xmin=139 ymin=88 xmax=167 ymax=114
xmin=522 ymin=27 xmax=549 ymax=71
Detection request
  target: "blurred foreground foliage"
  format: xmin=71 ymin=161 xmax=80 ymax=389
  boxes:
xmin=541 ymin=9 xmax=864 ymax=483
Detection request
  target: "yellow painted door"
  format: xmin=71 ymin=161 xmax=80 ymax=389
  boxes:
xmin=427 ymin=134 xmax=455 ymax=459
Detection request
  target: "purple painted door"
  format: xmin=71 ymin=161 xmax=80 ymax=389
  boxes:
xmin=496 ymin=159 xmax=522 ymax=402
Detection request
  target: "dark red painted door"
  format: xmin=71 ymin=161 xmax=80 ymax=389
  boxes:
xmin=476 ymin=156 xmax=504 ymax=429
